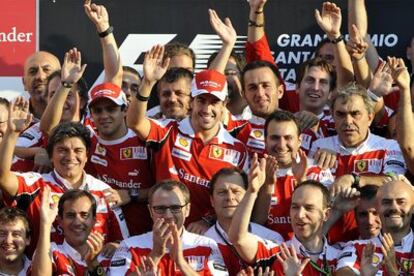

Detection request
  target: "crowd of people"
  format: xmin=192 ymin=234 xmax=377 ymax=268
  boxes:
xmin=0 ymin=0 xmax=414 ymax=275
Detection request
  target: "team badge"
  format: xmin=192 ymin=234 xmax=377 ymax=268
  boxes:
xmin=121 ymin=148 xmax=132 ymax=159
xmin=400 ymin=258 xmax=413 ymax=272
xmin=209 ymin=145 xmax=224 ymax=160
xmin=174 ymin=134 xmax=192 ymax=152
xmin=252 ymin=129 xmax=263 ymax=139
xmin=355 ymin=160 xmax=368 ymax=173
xmin=179 ymin=137 xmax=189 ymax=147
xmin=95 ymin=143 xmax=106 ymax=156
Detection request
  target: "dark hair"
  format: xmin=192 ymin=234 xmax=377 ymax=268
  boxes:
xmin=156 ymin=67 xmax=193 ymax=93
xmin=164 ymin=42 xmax=196 ymax=70
xmin=359 ymin=185 xmax=379 ymax=201
xmin=47 ymin=70 xmax=89 ymax=117
xmin=209 ymin=167 xmax=248 ymax=195
xmin=293 ymin=180 xmax=330 ymax=208
xmin=148 ymin=179 xmax=190 ymax=205
xmin=264 ymin=110 xmax=300 ymax=137
xmin=58 ymin=189 xmax=97 ymax=218
xmin=0 ymin=97 xmax=10 ymax=109
xmin=47 ymin=122 xmax=91 ymax=157
xmin=314 ymin=38 xmax=332 ymax=56
xmin=296 ymin=57 xmax=336 ymax=90
xmin=123 ymin=66 xmax=142 ymax=80
xmin=241 ymin=60 xmax=283 ymax=89
xmin=0 ymin=207 xmax=31 ymax=237
xmin=207 ymin=50 xmax=247 ymax=74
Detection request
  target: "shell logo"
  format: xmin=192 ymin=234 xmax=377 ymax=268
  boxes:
xmin=179 ymin=138 xmax=189 ymax=147
xmin=253 ymin=130 xmax=262 ymax=138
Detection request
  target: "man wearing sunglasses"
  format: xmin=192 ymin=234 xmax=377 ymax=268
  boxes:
xmin=109 ymin=179 xmax=228 ymax=275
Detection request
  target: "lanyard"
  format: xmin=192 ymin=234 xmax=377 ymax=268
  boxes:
xmin=214 ymin=223 xmax=251 ymax=269
xmin=308 ymin=255 xmax=331 ymax=276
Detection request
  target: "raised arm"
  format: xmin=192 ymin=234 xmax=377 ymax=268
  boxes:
xmin=229 ymin=154 xmax=266 ymax=264
xmin=315 ymin=2 xmax=354 ymax=88
xmin=392 ymin=58 xmax=414 ymax=173
xmin=207 ymin=9 xmax=236 ymax=74
xmin=84 ymin=1 xmax=122 ymax=86
xmin=126 ymin=45 xmax=169 ymax=140
xmin=247 ymin=0 xmax=267 ymax=43
xmin=31 ymin=186 xmax=57 ymax=276
xmin=0 ymin=97 xmax=32 ymax=197
xmin=39 ymin=48 xmax=86 ymax=136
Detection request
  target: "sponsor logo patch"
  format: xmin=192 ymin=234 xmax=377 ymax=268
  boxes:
xmin=209 ymin=146 xmax=241 ymax=165
xmin=250 ymin=128 xmax=264 ymax=139
xmin=90 ymin=155 xmax=108 ymax=167
xmin=172 ymin=147 xmax=192 ymax=161
xmin=111 ymin=259 xmax=126 ymax=267
xmin=354 ymin=159 xmax=382 ymax=174
xmin=385 ymin=160 xmax=405 ymax=168
xmin=174 ymin=133 xmax=192 ymax=152
xmin=95 ymin=143 xmax=106 ymax=156
xmin=120 ymin=146 xmax=147 ymax=160
xmin=21 ymin=133 xmax=35 ymax=140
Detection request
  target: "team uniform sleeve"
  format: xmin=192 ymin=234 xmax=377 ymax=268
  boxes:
xmin=146 ymin=118 xmax=175 ymax=147
xmin=206 ymin=241 xmax=229 ymax=276
xmin=108 ymin=242 xmax=135 ymax=275
xmin=336 ymin=243 xmax=361 ymax=275
xmin=383 ymin=141 xmax=407 ymax=175
xmin=107 ymin=206 xmax=130 ymax=242
xmin=245 ymin=35 xmax=274 ymax=64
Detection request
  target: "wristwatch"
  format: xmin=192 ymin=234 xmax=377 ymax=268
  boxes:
xmin=129 ymin=188 xmax=140 ymax=202
xmin=351 ymin=173 xmax=361 ymax=189
xmin=61 ymin=81 xmax=73 ymax=89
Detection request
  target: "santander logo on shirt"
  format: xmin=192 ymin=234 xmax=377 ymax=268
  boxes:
xmin=178 ymin=168 xmax=210 ymax=188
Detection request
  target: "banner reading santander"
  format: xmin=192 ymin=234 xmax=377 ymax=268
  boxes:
xmin=0 ymin=0 xmax=37 ymax=93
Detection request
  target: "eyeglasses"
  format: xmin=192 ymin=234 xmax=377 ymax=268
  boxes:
xmin=151 ymin=203 xmax=188 ymax=214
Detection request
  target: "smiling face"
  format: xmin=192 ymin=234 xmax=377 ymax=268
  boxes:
xmin=60 ymin=196 xmax=96 ymax=248
xmin=378 ymin=181 xmax=414 ymax=235
xmin=265 ymin=120 xmax=301 ymax=168
xmin=243 ymin=67 xmax=283 ymax=118
xmin=356 ymin=198 xmax=381 ymax=239
xmin=89 ymin=98 xmax=127 ymax=140
xmin=333 ymin=95 xmax=374 ymax=148
xmin=210 ymin=173 xmax=246 ymax=221
xmin=190 ymin=94 xmax=225 ymax=134
xmin=158 ymin=78 xmax=191 ymax=120
xmin=298 ymin=66 xmax=332 ymax=115
xmin=0 ymin=220 xmax=30 ymax=266
xmin=51 ymin=137 xmax=88 ymax=184
xmin=290 ymin=185 xmax=329 ymax=243
xmin=122 ymin=71 xmax=141 ymax=103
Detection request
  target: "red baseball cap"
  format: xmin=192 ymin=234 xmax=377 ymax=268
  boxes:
xmin=88 ymin=83 xmax=127 ymax=107
xmin=191 ymin=69 xmax=228 ymax=101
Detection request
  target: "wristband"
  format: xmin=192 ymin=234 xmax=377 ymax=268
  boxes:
xmin=329 ymin=34 xmax=344 ymax=44
xmin=248 ymin=19 xmax=264 ymax=28
xmin=255 ymin=10 xmax=263 ymax=14
xmin=61 ymin=81 xmax=73 ymax=89
xmin=88 ymin=265 xmax=105 ymax=276
xmin=351 ymin=173 xmax=361 ymax=189
xmin=367 ymin=89 xmax=380 ymax=102
xmin=136 ymin=93 xmax=150 ymax=101
xmin=98 ymin=26 xmax=113 ymax=38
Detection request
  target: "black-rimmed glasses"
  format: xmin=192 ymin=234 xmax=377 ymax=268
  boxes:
xmin=151 ymin=203 xmax=188 ymax=214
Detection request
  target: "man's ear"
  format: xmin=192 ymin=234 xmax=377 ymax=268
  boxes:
xmin=277 ymin=83 xmax=284 ymax=99
xmin=184 ymin=202 xmax=191 ymax=219
xmin=323 ymin=207 xmax=331 ymax=222
xmin=22 ymin=77 xmax=28 ymax=91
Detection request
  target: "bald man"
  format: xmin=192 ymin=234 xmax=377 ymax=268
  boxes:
xmin=337 ymin=179 xmax=414 ymax=275
xmin=23 ymin=51 xmax=61 ymax=120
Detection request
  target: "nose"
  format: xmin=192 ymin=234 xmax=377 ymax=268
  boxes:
xmin=35 ymin=68 xmax=47 ymax=80
xmin=163 ymin=208 xmax=175 ymax=219
xmin=313 ymin=80 xmax=320 ymax=91
xmin=276 ymin=137 xmax=287 ymax=149
xmin=257 ymin=85 xmax=266 ymax=97
xmin=297 ymin=206 xmax=306 ymax=219
xmin=5 ymin=232 xmax=14 ymax=243
xmin=344 ymin=114 xmax=353 ymax=125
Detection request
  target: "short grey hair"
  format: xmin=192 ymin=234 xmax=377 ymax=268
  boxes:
xmin=330 ymin=82 xmax=375 ymax=115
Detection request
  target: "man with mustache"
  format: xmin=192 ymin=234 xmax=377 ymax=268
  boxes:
xmin=336 ymin=179 xmax=414 ymax=275
xmin=310 ymin=83 xmax=406 ymax=243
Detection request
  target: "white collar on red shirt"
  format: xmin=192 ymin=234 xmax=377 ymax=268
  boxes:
xmin=249 ymin=115 xmax=265 ymax=125
xmin=178 ymin=117 xmax=236 ymax=145
xmin=61 ymin=239 xmax=86 ymax=265
xmin=290 ymin=235 xmax=329 ymax=259
xmin=52 ymin=169 xmax=88 ymax=190
xmin=335 ymin=130 xmax=372 ymax=154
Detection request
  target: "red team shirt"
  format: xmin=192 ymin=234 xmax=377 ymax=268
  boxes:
xmin=265 ymin=160 xmax=334 ymax=240
xmin=205 ymin=222 xmax=284 ymax=276
xmin=337 ymin=230 xmax=414 ymax=275
xmin=146 ymin=117 xmax=249 ymax=223
xmin=86 ymin=128 xmax=154 ymax=235
xmin=109 ymin=230 xmax=228 ymax=275
xmin=310 ymin=133 xmax=406 ymax=243
xmin=4 ymin=170 xmax=129 ymax=255
xmin=49 ymin=240 xmax=110 ymax=275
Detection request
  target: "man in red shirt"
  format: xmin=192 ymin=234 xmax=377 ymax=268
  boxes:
xmin=0 ymin=98 xmax=129 ymax=255
xmin=127 ymin=35 xmax=249 ymax=231
xmin=109 ymin=180 xmax=228 ymax=275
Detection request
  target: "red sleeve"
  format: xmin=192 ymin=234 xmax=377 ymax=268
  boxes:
xmin=107 ymin=206 xmax=130 ymax=242
xmin=327 ymin=211 xmax=359 ymax=244
xmin=146 ymin=119 xmax=175 ymax=145
xmin=245 ymin=35 xmax=274 ymax=64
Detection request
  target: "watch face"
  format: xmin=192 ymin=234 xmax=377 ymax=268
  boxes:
xmin=97 ymin=266 xmax=105 ymax=275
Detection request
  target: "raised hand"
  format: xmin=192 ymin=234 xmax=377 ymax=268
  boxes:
xmin=368 ymin=60 xmax=397 ymax=97
xmin=264 ymin=154 xmax=278 ymax=185
xmin=315 ymin=2 xmax=342 ymax=39
xmin=83 ymin=231 xmax=105 ymax=268
xmin=291 ymin=149 xmax=308 ymax=183
xmin=313 ymin=148 xmax=337 ymax=170
xmin=276 ymin=243 xmax=309 ymax=276
xmin=134 ymin=256 xmax=158 ymax=276
xmin=380 ymin=233 xmax=399 ymax=275
xmin=166 ymin=222 xmax=184 ymax=265
xmin=143 ymin=45 xmax=170 ymax=84
xmin=347 ymin=24 xmax=368 ymax=61
xmin=39 ymin=185 xmax=58 ymax=226
xmin=248 ymin=0 xmax=267 ymax=12
xmin=248 ymin=153 xmax=267 ymax=193
xmin=8 ymin=97 xmax=32 ymax=134
xmin=388 ymin=56 xmax=410 ymax=91
xmin=209 ymin=9 xmax=236 ymax=46
xmin=360 ymin=242 xmax=379 ymax=276
xmin=331 ymin=186 xmax=360 ymax=213
xmin=61 ymin=48 xmax=87 ymax=85
xmin=84 ymin=1 xmax=110 ymax=32
xmin=150 ymin=218 xmax=171 ymax=260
